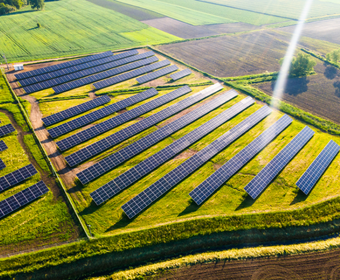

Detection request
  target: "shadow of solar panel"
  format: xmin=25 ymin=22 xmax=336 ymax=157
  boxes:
xmin=0 ymin=141 xmax=8 ymax=152
xmin=77 ymin=86 xmax=235 ymax=185
xmin=90 ymin=94 xmax=254 ymax=206
xmin=0 ymin=164 xmax=37 ymax=193
xmin=42 ymin=95 xmax=111 ymax=127
xmin=0 ymin=124 xmax=15 ymax=137
xmin=170 ymin=69 xmax=192 ymax=81
xmin=244 ymin=126 xmax=315 ymax=199
xmin=24 ymin=52 xmax=155 ymax=94
xmin=190 ymin=115 xmax=293 ymax=205
xmin=15 ymin=51 xmax=113 ymax=80
xmin=0 ymin=181 xmax=48 ymax=220
xmin=296 ymin=140 xmax=340 ymax=195
xmin=49 ymin=88 xmax=158 ymax=139
xmin=93 ymin=60 xmax=171 ymax=90
xmin=121 ymin=106 xmax=272 ymax=218
xmin=136 ymin=65 xmax=178 ymax=84
xmin=19 ymin=51 xmax=138 ymax=86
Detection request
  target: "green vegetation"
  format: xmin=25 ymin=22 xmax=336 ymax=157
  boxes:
xmin=280 ymin=53 xmax=317 ymax=77
xmin=326 ymin=48 xmax=340 ymax=64
xmin=0 ymin=0 xmax=180 ymax=62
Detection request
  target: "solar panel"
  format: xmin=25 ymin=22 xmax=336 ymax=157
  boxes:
xmin=190 ymin=114 xmax=293 ymax=205
xmin=77 ymin=88 xmax=237 ymax=185
xmin=20 ymin=50 xmax=138 ymax=86
xmin=0 ymin=141 xmax=8 ymax=152
xmin=23 ymin=52 xmax=155 ymax=94
xmin=136 ymin=65 xmax=178 ymax=84
xmin=0 ymin=181 xmax=48 ymax=220
xmin=0 ymin=159 xmax=5 ymax=171
xmin=42 ymin=95 xmax=111 ymax=127
xmin=15 ymin=51 xmax=113 ymax=80
xmin=93 ymin=60 xmax=171 ymax=90
xmin=0 ymin=124 xmax=15 ymax=137
xmin=296 ymin=140 xmax=340 ymax=195
xmin=89 ymin=95 xmax=255 ymax=205
xmin=244 ymin=126 xmax=315 ymax=199
xmin=170 ymin=69 xmax=192 ymax=81
xmin=121 ymin=106 xmax=272 ymax=218
xmin=57 ymin=85 xmax=192 ymax=149
xmin=48 ymin=88 xmax=158 ymax=139
xmin=0 ymin=164 xmax=38 ymax=193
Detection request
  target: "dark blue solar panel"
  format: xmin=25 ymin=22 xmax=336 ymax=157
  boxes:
xmin=93 ymin=60 xmax=171 ymax=90
xmin=136 ymin=65 xmax=178 ymax=84
xmin=0 ymin=124 xmax=15 ymax=137
xmin=190 ymin=114 xmax=293 ymax=205
xmin=0 ymin=164 xmax=37 ymax=193
xmin=0 ymin=159 xmax=5 ymax=171
xmin=23 ymin=51 xmax=155 ymax=94
xmin=77 ymin=87 xmax=236 ymax=185
xmin=0 ymin=141 xmax=8 ymax=152
xmin=0 ymin=181 xmax=48 ymax=220
xmin=42 ymin=95 xmax=111 ymax=127
xmin=19 ymin=50 xmax=137 ymax=86
xmin=296 ymin=140 xmax=340 ymax=195
xmin=170 ymin=69 xmax=192 ymax=81
xmin=48 ymin=88 xmax=158 ymax=139
xmin=244 ymin=126 xmax=315 ymax=199
xmin=15 ymin=51 xmax=113 ymax=80
xmin=121 ymin=106 xmax=272 ymax=218
xmin=90 ymin=95 xmax=255 ymax=206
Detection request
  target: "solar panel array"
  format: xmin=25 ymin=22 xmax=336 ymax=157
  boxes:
xmin=296 ymin=140 xmax=340 ymax=195
xmin=0 ymin=124 xmax=15 ymax=137
xmin=24 ymin=52 xmax=155 ymax=94
xmin=190 ymin=115 xmax=293 ymax=205
xmin=0 ymin=164 xmax=38 ymax=193
xmin=48 ymin=88 xmax=158 ymax=139
xmin=0 ymin=141 xmax=8 ymax=152
xmin=42 ymin=95 xmax=111 ymax=127
xmin=170 ymin=69 xmax=192 ymax=81
xmin=0 ymin=181 xmax=49 ymax=220
xmin=93 ymin=60 xmax=171 ymax=90
xmin=77 ymin=88 xmax=237 ymax=185
xmin=90 ymin=95 xmax=254 ymax=205
xmin=20 ymin=50 xmax=138 ymax=86
xmin=121 ymin=106 xmax=272 ymax=218
xmin=15 ymin=51 xmax=113 ymax=80
xmin=0 ymin=159 xmax=5 ymax=171
xmin=58 ymin=85 xmax=192 ymax=150
xmin=136 ymin=65 xmax=178 ymax=84
xmin=244 ymin=126 xmax=315 ymax=199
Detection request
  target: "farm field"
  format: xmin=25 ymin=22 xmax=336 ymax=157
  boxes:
xmin=0 ymin=0 xmax=179 ymax=63
xmin=159 ymin=31 xmax=288 ymax=77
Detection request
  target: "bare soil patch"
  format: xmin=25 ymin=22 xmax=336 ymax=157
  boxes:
xmin=159 ymin=31 xmax=287 ymax=77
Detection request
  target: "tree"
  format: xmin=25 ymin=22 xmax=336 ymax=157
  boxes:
xmin=280 ymin=53 xmax=317 ymax=77
xmin=9 ymin=0 xmax=23 ymax=9
xmin=326 ymin=49 xmax=340 ymax=64
xmin=28 ymin=0 xmax=44 ymax=10
xmin=0 ymin=2 xmax=10 ymax=14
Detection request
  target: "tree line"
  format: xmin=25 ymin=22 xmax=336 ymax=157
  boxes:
xmin=0 ymin=0 xmax=45 ymax=15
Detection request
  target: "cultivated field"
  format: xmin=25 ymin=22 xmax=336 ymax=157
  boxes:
xmin=0 ymin=0 xmax=179 ymax=62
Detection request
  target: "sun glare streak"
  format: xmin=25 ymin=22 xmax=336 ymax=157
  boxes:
xmin=271 ymin=0 xmax=314 ymax=108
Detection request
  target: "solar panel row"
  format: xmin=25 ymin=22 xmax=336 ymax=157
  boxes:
xmin=0 ymin=124 xmax=15 ymax=137
xmin=170 ymin=69 xmax=192 ymax=81
xmin=296 ymin=140 xmax=340 ymax=195
xmin=121 ymin=106 xmax=272 ymax=219
xmin=190 ymin=114 xmax=293 ymax=205
xmin=42 ymin=95 xmax=111 ymax=127
xmin=49 ymin=88 xmax=158 ymax=139
xmin=20 ymin=50 xmax=138 ymax=86
xmin=57 ymin=85 xmax=192 ymax=150
xmin=23 ymin=51 xmax=156 ymax=94
xmin=93 ymin=60 xmax=171 ymax=90
xmin=0 ymin=141 xmax=8 ymax=152
xmin=136 ymin=65 xmax=178 ymax=84
xmin=244 ymin=126 xmax=315 ymax=199
xmin=0 ymin=164 xmax=37 ymax=193
xmin=90 ymin=95 xmax=254 ymax=206
xmin=0 ymin=181 xmax=49 ymax=220
xmin=77 ymin=87 xmax=236 ymax=185
xmin=15 ymin=51 xmax=113 ymax=80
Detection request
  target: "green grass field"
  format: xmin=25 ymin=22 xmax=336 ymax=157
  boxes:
xmin=0 ymin=0 xmax=180 ymax=62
